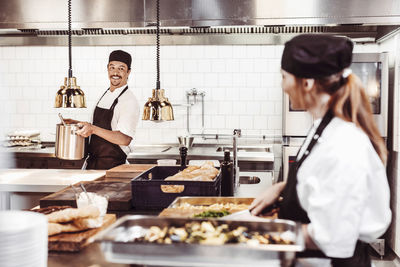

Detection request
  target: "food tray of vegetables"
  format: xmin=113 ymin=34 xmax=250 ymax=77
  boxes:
xmin=95 ymin=215 xmax=304 ymax=267
xmin=158 ymin=197 xmax=254 ymax=218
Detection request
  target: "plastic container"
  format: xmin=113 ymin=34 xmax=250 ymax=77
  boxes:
xmin=131 ymin=166 xmax=221 ymax=210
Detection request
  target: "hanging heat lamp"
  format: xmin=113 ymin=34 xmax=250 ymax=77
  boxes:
xmin=54 ymin=0 xmax=86 ymax=108
xmin=142 ymin=0 xmax=174 ymax=121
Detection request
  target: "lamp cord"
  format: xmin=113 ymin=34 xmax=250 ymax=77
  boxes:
xmin=68 ymin=0 xmax=72 ymax=78
xmin=156 ymin=0 xmax=160 ymax=90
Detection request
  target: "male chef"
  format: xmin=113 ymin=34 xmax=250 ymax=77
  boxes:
xmin=74 ymin=50 xmax=140 ymax=169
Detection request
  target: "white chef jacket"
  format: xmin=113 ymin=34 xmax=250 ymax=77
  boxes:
xmin=95 ymin=85 xmax=140 ymax=155
xmin=296 ymin=116 xmax=391 ymax=258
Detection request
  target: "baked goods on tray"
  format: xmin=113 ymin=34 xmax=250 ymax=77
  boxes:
xmin=164 ymin=161 xmax=219 ymax=181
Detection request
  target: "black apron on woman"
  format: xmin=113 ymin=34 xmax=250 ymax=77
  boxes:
xmin=86 ymin=86 xmax=129 ymax=170
xmin=278 ymin=110 xmax=371 ymax=267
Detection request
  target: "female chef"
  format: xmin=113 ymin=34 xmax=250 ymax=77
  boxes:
xmin=250 ymin=34 xmax=391 ymax=266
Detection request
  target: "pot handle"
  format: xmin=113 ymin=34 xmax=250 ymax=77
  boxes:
xmin=71 ymin=124 xmax=84 ymax=135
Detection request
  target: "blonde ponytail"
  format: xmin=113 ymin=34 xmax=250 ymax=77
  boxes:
xmin=317 ymin=73 xmax=387 ymax=163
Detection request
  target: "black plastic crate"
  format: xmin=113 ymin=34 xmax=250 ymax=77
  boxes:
xmin=131 ymin=166 xmax=221 ymax=210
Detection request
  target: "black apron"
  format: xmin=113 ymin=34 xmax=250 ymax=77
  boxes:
xmin=86 ymin=86 xmax=129 ymax=170
xmin=279 ymin=110 xmax=371 ymax=267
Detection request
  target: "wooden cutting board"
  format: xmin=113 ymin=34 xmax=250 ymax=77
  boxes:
xmin=48 ymin=214 xmax=116 ymax=252
xmin=40 ymin=181 xmax=132 ymax=211
xmin=105 ymin=164 xmax=155 ymax=178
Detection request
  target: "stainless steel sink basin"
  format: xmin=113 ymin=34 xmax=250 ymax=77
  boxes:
xmin=216 ymin=146 xmax=271 ymax=153
xmin=239 ymin=176 xmax=261 ymax=184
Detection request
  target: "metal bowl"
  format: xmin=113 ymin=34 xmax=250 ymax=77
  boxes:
xmin=177 ymin=136 xmax=194 ymax=148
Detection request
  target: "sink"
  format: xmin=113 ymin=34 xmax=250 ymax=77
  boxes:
xmin=239 ymin=176 xmax=261 ymax=184
xmin=216 ymin=146 xmax=270 ymax=153
xmin=132 ymin=145 xmax=173 ymax=153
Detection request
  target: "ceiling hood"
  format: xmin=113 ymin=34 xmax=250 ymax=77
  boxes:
xmin=0 ymin=0 xmax=400 ymax=45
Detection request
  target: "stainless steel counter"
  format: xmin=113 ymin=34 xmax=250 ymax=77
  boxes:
xmin=5 ymin=143 xmax=274 ymax=163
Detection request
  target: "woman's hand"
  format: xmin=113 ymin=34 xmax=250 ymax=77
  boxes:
xmin=249 ymin=181 xmax=286 ymax=216
xmin=75 ymin=122 xmax=96 ymax=137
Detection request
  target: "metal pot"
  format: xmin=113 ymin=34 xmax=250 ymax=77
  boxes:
xmin=55 ymin=123 xmax=86 ymax=160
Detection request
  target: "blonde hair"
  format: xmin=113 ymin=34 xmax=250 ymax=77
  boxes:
xmin=305 ymin=72 xmax=387 ymax=163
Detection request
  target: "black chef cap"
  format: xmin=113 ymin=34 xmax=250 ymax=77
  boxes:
xmin=109 ymin=50 xmax=132 ymax=70
xmin=281 ymin=34 xmax=353 ymax=78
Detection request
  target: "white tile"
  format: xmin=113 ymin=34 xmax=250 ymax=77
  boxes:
xmin=204 ymin=100 xmax=219 ymax=116
xmin=190 ymin=46 xmax=205 ymax=59
xmin=183 ymin=60 xmax=198 ymax=73
xmin=232 ymin=102 xmax=246 ymax=115
xmin=163 ymin=73 xmax=177 ymax=87
xmin=16 ymin=100 xmax=29 ymax=114
xmin=268 ymin=87 xmax=283 ymax=101
xmin=246 ymin=73 xmax=261 ymax=87
xmin=191 ymin=73 xmax=204 ymax=87
xmin=232 ymin=73 xmax=246 ymax=88
xmin=275 ymin=101 xmax=283 ymax=115
xmin=253 ymin=115 xmax=268 ymax=129
xmin=211 ymin=115 xmax=226 ymax=129
xmin=177 ymin=73 xmax=191 ymax=87
xmin=268 ymin=115 xmax=282 ymax=130
xmin=239 ymin=87 xmax=254 ymax=101
xmin=246 ymin=102 xmax=261 ymax=115
xmin=218 ymin=73 xmax=233 ymax=87
xmin=15 ymin=47 xmax=30 ymax=59
xmin=3 ymin=47 xmax=16 ymax=59
xmin=232 ymin=46 xmax=247 ymax=59
xmin=9 ymin=87 xmax=23 ymax=101
xmin=22 ymin=86 xmax=36 ymax=99
xmin=204 ymin=46 xmax=219 ymax=59
xmin=10 ymin=114 xmax=23 ymax=128
xmin=261 ymin=46 xmax=276 ymax=59
xmin=211 ymin=86 xmax=226 ymax=100
xmin=225 ymin=87 xmax=240 ymax=101
xmin=4 ymin=101 xmax=16 ymax=114
xmin=254 ymin=59 xmax=268 ymax=73
xmin=226 ymin=59 xmax=240 ymax=73
xmin=0 ymin=59 xmax=9 ymax=73
xmin=218 ymin=46 xmax=233 ymax=59
xmin=260 ymin=102 xmax=275 ymax=115
xmin=142 ymin=59 xmax=155 ymax=73
xmin=262 ymin=72 xmax=276 ymax=88
xmin=239 ymin=59 xmax=254 ymax=73
xmin=275 ymin=45 xmax=285 ymax=58
xmin=198 ymin=60 xmax=211 ymax=72
xmin=28 ymin=47 xmax=43 ymax=59
xmin=204 ymin=73 xmax=219 ymax=87
xmin=218 ymin=101 xmax=233 ymax=115
xmin=254 ymin=87 xmax=268 ymax=101
xmin=168 ymin=60 xmax=184 ymax=73
xmin=23 ymin=114 xmax=36 ymax=128
xmin=29 ymin=100 xmax=43 ymax=114
xmin=246 ymin=46 xmax=261 ymax=58
xmin=176 ymin=45 xmax=193 ymax=59
xmin=240 ymin=115 xmax=254 ymax=129
xmin=211 ymin=59 xmax=226 ymax=73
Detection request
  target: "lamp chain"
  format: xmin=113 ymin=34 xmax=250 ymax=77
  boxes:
xmin=156 ymin=0 xmax=160 ymax=90
xmin=68 ymin=0 xmax=73 ymax=78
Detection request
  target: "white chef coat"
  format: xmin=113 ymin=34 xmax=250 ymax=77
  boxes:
xmin=296 ymin=116 xmax=391 ymax=258
xmin=95 ymin=85 xmax=140 ymax=155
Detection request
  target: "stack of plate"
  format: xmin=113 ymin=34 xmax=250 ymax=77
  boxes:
xmin=0 ymin=211 xmax=47 ymax=267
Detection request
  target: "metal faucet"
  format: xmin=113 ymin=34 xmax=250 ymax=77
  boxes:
xmin=233 ymin=129 xmax=241 ymax=191
xmin=186 ymin=88 xmax=205 ymax=136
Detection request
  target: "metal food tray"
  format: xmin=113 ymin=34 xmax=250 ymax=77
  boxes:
xmin=95 ymin=215 xmax=304 ymax=267
xmin=168 ymin=196 xmax=255 ymax=208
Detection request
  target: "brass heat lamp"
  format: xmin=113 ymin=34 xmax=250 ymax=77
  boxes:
xmin=55 ymin=77 xmax=86 ymax=108
xmin=142 ymin=0 xmax=174 ymax=121
xmin=54 ymin=0 xmax=86 ymax=108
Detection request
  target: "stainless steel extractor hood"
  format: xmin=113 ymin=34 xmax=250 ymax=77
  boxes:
xmin=0 ymin=0 xmax=399 ymax=45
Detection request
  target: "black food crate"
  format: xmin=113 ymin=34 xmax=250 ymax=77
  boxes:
xmin=131 ymin=166 xmax=221 ymax=210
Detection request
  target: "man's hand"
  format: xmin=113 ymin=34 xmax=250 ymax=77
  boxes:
xmin=63 ymin=118 xmax=80 ymax=124
xmin=76 ymin=122 xmax=96 ymax=137
xmin=249 ymin=181 xmax=286 ymax=216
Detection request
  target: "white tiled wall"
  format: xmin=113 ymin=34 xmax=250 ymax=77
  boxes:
xmin=0 ymin=45 xmax=284 ymax=144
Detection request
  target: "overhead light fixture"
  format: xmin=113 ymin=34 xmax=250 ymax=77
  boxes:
xmin=142 ymin=0 xmax=174 ymax=122
xmin=54 ymin=0 xmax=86 ymax=108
